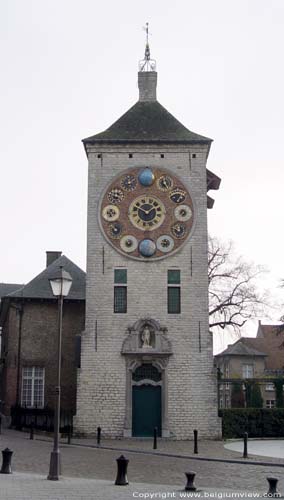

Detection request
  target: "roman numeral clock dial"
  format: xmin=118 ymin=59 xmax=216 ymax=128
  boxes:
xmin=99 ymin=167 xmax=194 ymax=260
xmin=129 ymin=196 xmax=165 ymax=230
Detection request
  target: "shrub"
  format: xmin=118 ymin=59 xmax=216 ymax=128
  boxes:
xmin=274 ymin=379 xmax=284 ymax=408
xmin=231 ymin=383 xmax=245 ymax=408
xmin=220 ymin=408 xmax=284 ymax=439
xmin=245 ymin=381 xmax=263 ymax=408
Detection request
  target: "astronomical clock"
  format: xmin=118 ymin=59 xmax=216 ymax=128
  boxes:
xmin=99 ymin=166 xmax=195 ymax=260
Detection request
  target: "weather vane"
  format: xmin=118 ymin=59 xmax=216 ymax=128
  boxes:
xmin=139 ymin=22 xmax=156 ymax=72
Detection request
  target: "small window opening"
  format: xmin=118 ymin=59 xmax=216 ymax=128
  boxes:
xmin=167 ymin=270 xmax=181 ymax=314
xmin=114 ymin=269 xmax=127 ymax=313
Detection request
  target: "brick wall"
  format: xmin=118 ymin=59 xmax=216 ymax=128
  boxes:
xmin=1 ymin=300 xmax=85 ymax=415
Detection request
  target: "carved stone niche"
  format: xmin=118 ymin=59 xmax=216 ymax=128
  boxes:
xmin=121 ymin=318 xmax=172 ymax=356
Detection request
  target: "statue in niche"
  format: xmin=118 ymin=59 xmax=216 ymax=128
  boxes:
xmin=141 ymin=325 xmax=152 ymax=348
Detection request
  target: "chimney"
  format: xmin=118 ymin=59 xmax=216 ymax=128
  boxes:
xmin=138 ymin=71 xmax=157 ymax=102
xmin=46 ymin=251 xmax=62 ymax=268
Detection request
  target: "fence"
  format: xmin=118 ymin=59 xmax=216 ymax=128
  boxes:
xmin=10 ymin=405 xmax=73 ymax=433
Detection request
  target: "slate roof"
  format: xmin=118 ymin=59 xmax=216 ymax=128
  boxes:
xmin=7 ymin=255 xmax=85 ymax=301
xmin=215 ymin=338 xmax=267 ymax=358
xmin=0 ymin=283 xmax=23 ymax=299
xmin=83 ymin=101 xmax=212 ymax=145
xmin=256 ymin=324 xmax=284 ymax=370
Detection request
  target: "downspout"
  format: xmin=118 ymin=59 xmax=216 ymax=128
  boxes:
xmin=15 ymin=302 xmax=24 ymax=406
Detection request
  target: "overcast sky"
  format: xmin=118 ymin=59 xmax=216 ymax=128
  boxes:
xmin=1 ymin=0 xmax=283 ymax=348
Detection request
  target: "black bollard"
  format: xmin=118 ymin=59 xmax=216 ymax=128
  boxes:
xmin=243 ymin=432 xmax=248 ymax=458
xmin=185 ymin=471 xmax=197 ymax=491
xmin=267 ymin=477 xmax=279 ymax=497
xmin=193 ymin=429 xmax=198 ymax=454
xmin=67 ymin=426 xmax=72 ymax=445
xmin=153 ymin=427 xmax=157 ymax=450
xmin=0 ymin=448 xmax=13 ymax=474
xmin=30 ymin=425 xmax=34 ymax=440
xmin=115 ymin=455 xmax=129 ymax=486
xmin=97 ymin=426 xmax=101 ymax=446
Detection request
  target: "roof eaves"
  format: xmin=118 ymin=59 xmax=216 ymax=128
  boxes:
xmin=83 ymin=138 xmax=213 ymax=145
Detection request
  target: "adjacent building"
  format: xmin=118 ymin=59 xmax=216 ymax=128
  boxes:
xmin=215 ymin=321 xmax=284 ymax=409
xmin=0 ymin=252 xmax=85 ymax=416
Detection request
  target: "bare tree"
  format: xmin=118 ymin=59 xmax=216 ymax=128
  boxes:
xmin=208 ymin=236 xmax=269 ymax=333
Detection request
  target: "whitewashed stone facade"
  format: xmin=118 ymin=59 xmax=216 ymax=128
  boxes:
xmin=75 ymin=67 xmax=221 ymax=439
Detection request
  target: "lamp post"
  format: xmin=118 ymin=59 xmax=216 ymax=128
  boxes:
xmin=47 ymin=266 xmax=72 ymax=481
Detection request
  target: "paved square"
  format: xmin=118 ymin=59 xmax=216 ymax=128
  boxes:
xmin=0 ymin=430 xmax=283 ymax=499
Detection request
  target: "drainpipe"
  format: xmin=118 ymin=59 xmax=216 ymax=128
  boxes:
xmin=14 ymin=302 xmax=24 ymax=407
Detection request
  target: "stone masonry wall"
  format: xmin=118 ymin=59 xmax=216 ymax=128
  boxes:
xmin=75 ymin=144 xmax=221 ymax=439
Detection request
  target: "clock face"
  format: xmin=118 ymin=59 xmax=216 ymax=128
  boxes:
xmin=99 ymin=166 xmax=195 ymax=260
xmin=129 ymin=195 xmax=166 ymax=231
xmin=121 ymin=174 xmax=137 ymax=192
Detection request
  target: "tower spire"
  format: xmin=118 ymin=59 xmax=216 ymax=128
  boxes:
xmin=139 ymin=22 xmax=156 ymax=72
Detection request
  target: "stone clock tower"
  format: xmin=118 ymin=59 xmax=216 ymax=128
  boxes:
xmin=75 ymin=38 xmax=221 ymax=438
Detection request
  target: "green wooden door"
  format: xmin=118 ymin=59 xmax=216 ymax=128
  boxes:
xmin=132 ymin=385 xmax=161 ymax=437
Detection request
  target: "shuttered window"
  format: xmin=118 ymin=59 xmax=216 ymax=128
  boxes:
xmin=168 ymin=270 xmax=181 ymax=314
xmin=114 ymin=269 xmax=127 ymax=313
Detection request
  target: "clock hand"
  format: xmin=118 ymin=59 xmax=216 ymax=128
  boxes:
xmin=143 ymin=208 xmax=155 ymax=215
xmin=137 ymin=205 xmax=155 ymax=215
xmin=137 ymin=206 xmax=148 ymax=214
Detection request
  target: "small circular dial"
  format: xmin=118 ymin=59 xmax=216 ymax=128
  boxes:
xmin=108 ymin=188 xmax=124 ymax=204
xmin=170 ymin=188 xmax=186 ymax=204
xmin=171 ymin=222 xmax=187 ymax=239
xmin=121 ymin=174 xmax=137 ymax=192
xmin=157 ymin=235 xmax=174 ymax=253
xmin=157 ymin=175 xmax=173 ymax=192
xmin=174 ymin=204 xmax=192 ymax=222
xmin=120 ymin=235 xmax=138 ymax=253
xmin=138 ymin=168 xmax=155 ymax=186
xmin=129 ymin=195 xmax=166 ymax=231
xmin=102 ymin=205 xmax=120 ymax=222
xmin=139 ymin=239 xmax=156 ymax=257
xmin=108 ymin=222 xmax=123 ymax=239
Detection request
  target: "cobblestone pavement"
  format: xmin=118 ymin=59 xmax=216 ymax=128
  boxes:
xmin=0 ymin=430 xmax=283 ymax=497
xmin=69 ymin=433 xmax=284 ymax=464
xmin=0 ymin=472 xmax=274 ymax=500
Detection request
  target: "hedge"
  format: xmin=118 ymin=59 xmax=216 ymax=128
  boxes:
xmin=219 ymin=408 xmax=284 ymax=439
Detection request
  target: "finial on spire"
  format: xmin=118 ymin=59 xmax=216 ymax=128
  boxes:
xmin=139 ymin=22 xmax=156 ymax=72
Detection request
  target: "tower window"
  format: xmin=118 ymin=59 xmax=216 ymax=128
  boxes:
xmin=114 ymin=269 xmax=127 ymax=313
xmin=168 ymin=270 xmax=180 ymax=284
xmin=167 ymin=270 xmax=181 ymax=314
xmin=97 ymin=154 xmax=102 ymax=158
xmin=129 ymin=153 xmax=133 ymax=158
xmin=160 ymin=154 xmax=164 ymax=158
xmin=192 ymin=154 xmax=196 ymax=158
xmin=114 ymin=269 xmax=127 ymax=284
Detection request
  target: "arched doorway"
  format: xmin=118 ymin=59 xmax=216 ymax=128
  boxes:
xmin=132 ymin=364 xmax=162 ymax=437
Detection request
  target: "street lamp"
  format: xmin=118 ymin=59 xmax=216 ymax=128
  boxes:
xmin=47 ymin=266 xmax=72 ymax=481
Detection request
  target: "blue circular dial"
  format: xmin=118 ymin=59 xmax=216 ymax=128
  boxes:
xmin=139 ymin=239 xmax=156 ymax=257
xmin=138 ymin=168 xmax=155 ymax=187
